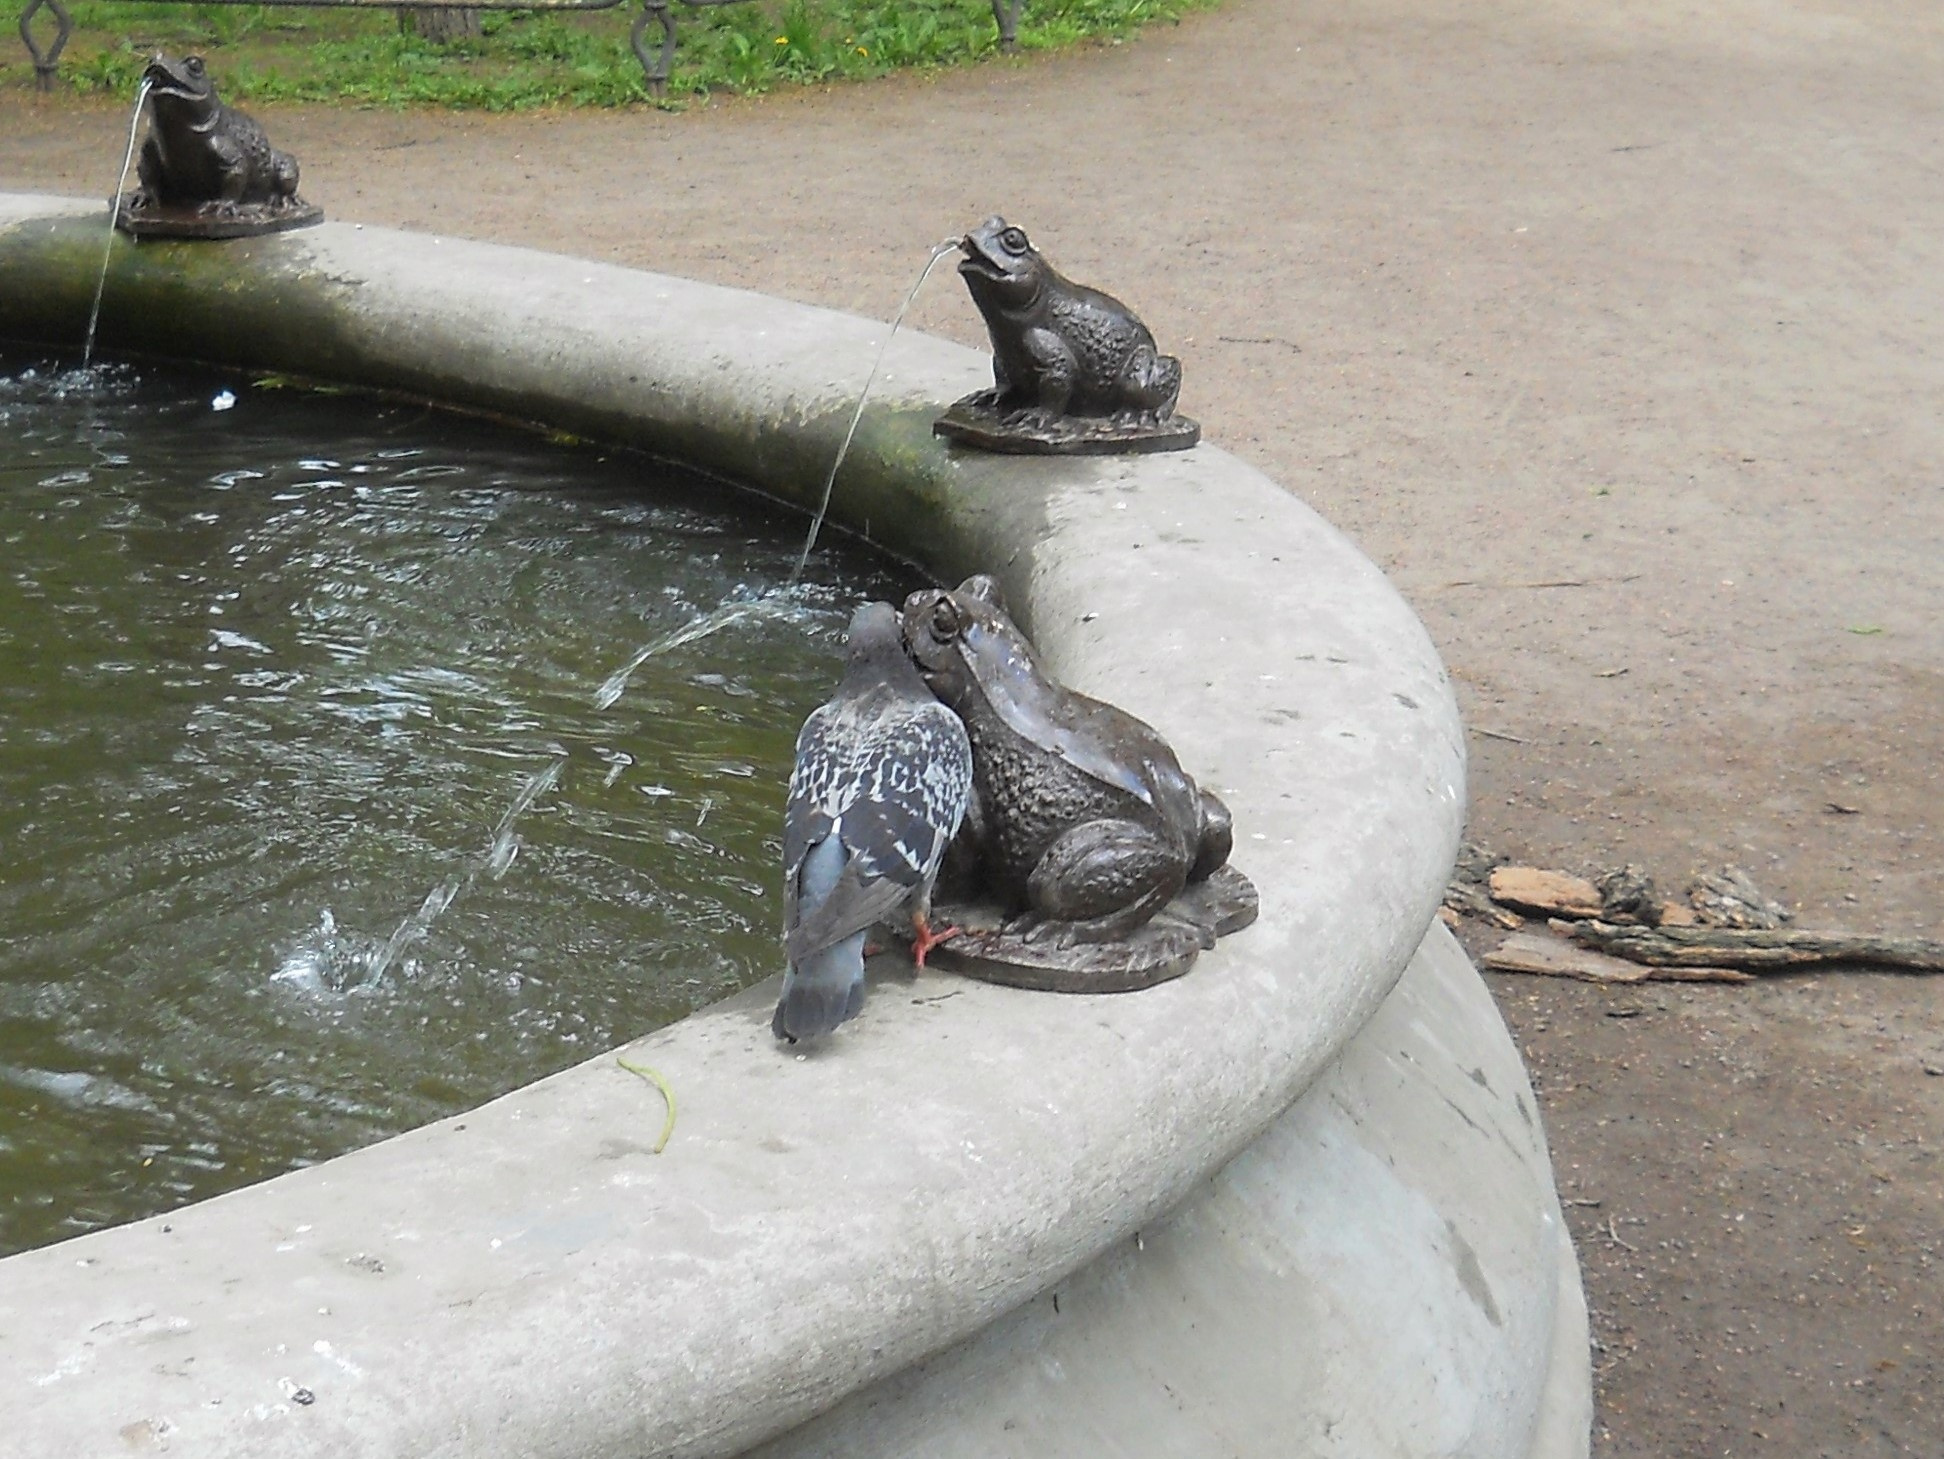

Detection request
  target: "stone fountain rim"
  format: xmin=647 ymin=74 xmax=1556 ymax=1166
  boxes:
xmin=0 ymin=192 xmax=1465 ymax=1459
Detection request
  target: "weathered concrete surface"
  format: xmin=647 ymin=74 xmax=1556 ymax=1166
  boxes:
xmin=0 ymin=194 xmax=1578 ymax=1458
xmin=751 ymin=924 xmax=1591 ymax=1458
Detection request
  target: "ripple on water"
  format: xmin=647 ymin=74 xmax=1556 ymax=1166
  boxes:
xmin=0 ymin=352 xmax=917 ymax=1257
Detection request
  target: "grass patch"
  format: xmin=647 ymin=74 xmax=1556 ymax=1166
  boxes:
xmin=23 ymin=0 xmax=1217 ymax=109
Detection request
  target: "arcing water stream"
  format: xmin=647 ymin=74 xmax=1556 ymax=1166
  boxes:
xmin=82 ymin=78 xmax=150 ymax=369
xmin=789 ymin=237 xmax=962 ymax=582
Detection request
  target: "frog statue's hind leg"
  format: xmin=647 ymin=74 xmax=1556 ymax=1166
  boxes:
xmin=1011 ymin=817 xmax=1189 ymax=947
xmin=1190 ymin=788 xmax=1234 ymax=883
xmin=1111 ymin=344 xmax=1183 ymax=429
xmin=268 ymin=147 xmax=301 ymax=209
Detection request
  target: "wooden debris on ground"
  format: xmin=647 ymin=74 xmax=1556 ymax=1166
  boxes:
xmin=1563 ymin=920 xmax=1944 ymax=975
xmin=1484 ymin=931 xmax=1647 ymax=983
xmin=1594 ymin=863 xmax=1662 ymax=925
xmin=1444 ymin=880 xmax=1523 ymax=930
xmin=1488 ymin=866 xmax=1604 ymax=919
xmin=1451 ymin=852 xmax=1939 ymax=982
xmin=1443 ymin=842 xmax=1524 ymax=929
xmin=1484 ymin=931 xmax=1752 ymax=984
xmin=1687 ymin=866 xmax=1792 ymax=929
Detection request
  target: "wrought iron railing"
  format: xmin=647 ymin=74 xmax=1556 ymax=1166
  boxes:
xmin=18 ymin=0 xmax=1023 ymax=98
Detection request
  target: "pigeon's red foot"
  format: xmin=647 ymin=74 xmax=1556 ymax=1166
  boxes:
xmin=910 ymin=919 xmax=963 ymax=969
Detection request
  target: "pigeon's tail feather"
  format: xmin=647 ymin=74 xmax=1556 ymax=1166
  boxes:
xmin=773 ymin=930 xmax=867 ymax=1043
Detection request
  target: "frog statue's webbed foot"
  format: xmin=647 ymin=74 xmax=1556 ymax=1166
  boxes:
xmin=998 ymin=403 xmax=1067 ymax=433
xmin=1009 ymin=817 xmax=1187 ymax=947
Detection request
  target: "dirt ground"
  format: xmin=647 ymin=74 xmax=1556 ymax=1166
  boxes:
xmin=4 ymin=0 xmax=1941 ymax=1452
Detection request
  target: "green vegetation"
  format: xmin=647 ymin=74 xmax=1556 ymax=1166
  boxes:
xmin=30 ymin=0 xmax=1215 ymax=109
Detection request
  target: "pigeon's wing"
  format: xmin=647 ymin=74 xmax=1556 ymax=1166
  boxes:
xmin=784 ymin=704 xmax=844 ymax=876
xmin=785 ymin=697 xmax=971 ymax=962
xmin=785 ymin=695 xmax=908 ymax=959
xmin=783 ymin=702 xmax=848 ymax=938
xmin=851 ymin=699 xmax=974 ymax=887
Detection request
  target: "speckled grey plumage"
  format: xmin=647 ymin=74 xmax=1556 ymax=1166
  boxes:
xmin=774 ymin=602 xmax=973 ymax=1043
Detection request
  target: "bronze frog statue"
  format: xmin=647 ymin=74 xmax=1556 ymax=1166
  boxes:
xmin=953 ymin=216 xmax=1184 ymax=429
xmin=900 ymin=575 xmax=1232 ymax=947
xmin=132 ymin=54 xmax=303 ymax=216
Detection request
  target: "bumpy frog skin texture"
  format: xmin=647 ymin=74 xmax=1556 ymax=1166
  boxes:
xmin=956 ymin=216 xmax=1184 ymax=428
xmin=135 ymin=54 xmax=301 ymax=215
xmin=901 ymin=575 xmax=1232 ymax=945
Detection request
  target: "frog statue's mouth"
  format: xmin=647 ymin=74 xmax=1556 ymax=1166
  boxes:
xmin=956 ymin=245 xmax=1036 ymax=308
xmin=955 ymin=247 xmax=1008 ymax=285
xmin=142 ymin=54 xmax=209 ymax=103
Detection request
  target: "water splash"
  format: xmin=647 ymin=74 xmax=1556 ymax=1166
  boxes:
xmin=593 ymin=596 xmax=794 ymax=711
xmin=789 ymin=237 xmax=962 ymax=583
xmin=83 ymin=77 xmax=152 ymax=369
xmin=274 ymin=910 xmax=391 ymax=994
xmin=278 ymin=756 xmax=567 ymax=993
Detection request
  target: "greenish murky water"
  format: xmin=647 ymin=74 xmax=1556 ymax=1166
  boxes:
xmin=0 ymin=356 xmax=912 ymax=1257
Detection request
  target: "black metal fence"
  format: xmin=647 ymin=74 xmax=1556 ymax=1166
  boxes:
xmin=17 ymin=0 xmax=1022 ymax=98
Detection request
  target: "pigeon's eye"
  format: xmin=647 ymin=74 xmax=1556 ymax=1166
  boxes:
xmin=930 ymin=598 xmax=962 ymax=641
xmin=999 ymin=228 xmax=1028 ymax=254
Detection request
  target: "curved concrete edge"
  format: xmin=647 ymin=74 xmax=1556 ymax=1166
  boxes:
xmin=0 ymin=193 xmax=1581 ymax=1459
xmin=745 ymin=924 xmax=1591 ymax=1459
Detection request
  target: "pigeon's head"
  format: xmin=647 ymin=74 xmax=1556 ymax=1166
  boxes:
xmin=844 ymin=600 xmax=903 ymax=661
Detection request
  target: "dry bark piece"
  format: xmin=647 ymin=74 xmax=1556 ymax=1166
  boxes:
xmin=1688 ymin=866 xmax=1791 ymax=929
xmin=1444 ymin=880 xmax=1523 ymax=929
xmin=1596 ymin=864 xmax=1663 ymax=926
xmin=1483 ymin=931 xmax=1650 ymax=983
xmin=1489 ymin=866 xmax=1604 ymax=919
xmin=1452 ymin=841 xmax=1503 ymax=886
xmin=1565 ymin=920 xmax=1944 ymax=974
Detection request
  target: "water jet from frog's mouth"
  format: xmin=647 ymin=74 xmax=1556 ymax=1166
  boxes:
xmin=82 ymin=77 xmax=151 ymax=369
xmin=789 ymin=237 xmax=963 ymax=583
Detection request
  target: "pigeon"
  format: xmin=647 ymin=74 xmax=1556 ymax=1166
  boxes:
xmin=774 ymin=601 xmax=975 ymax=1043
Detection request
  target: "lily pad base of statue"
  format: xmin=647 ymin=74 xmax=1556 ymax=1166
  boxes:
xmin=114 ymin=193 xmax=323 ymax=240
xmin=929 ymin=864 xmax=1257 ymax=993
xmin=934 ymin=396 xmax=1201 ymax=456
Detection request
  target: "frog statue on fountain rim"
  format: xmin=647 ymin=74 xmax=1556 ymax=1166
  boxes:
xmin=899 ymin=574 xmax=1255 ymax=993
xmin=116 ymin=53 xmax=322 ymax=240
xmin=934 ymin=216 xmax=1200 ymax=456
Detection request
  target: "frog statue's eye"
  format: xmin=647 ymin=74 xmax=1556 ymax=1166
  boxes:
xmin=999 ymin=227 xmax=1029 ymax=255
xmin=929 ymin=597 xmax=963 ymax=641
xmin=186 ymin=56 xmax=205 ymax=75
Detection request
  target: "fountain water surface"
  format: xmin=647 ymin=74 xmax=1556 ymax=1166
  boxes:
xmin=0 ymin=353 xmax=913 ymax=1257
